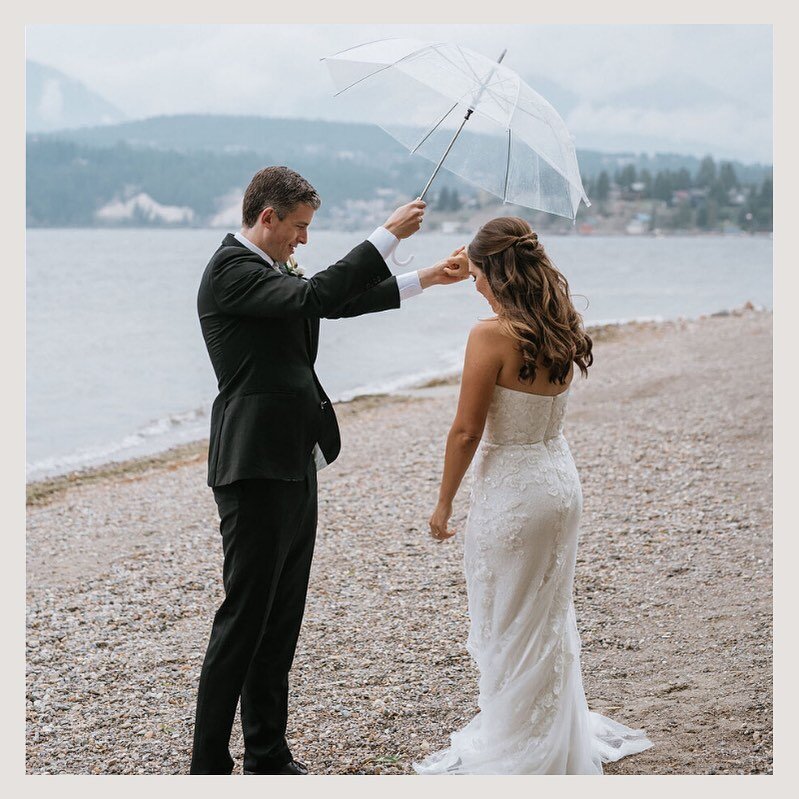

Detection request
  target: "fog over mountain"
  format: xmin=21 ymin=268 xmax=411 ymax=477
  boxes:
xmin=26 ymin=61 xmax=127 ymax=132
xmin=25 ymin=24 xmax=772 ymax=163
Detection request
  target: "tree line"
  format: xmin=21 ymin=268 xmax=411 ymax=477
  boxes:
xmin=582 ymin=155 xmax=772 ymax=232
xmin=26 ymin=137 xmax=772 ymax=232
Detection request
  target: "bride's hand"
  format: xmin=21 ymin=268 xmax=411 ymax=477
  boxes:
xmin=429 ymin=502 xmax=456 ymax=541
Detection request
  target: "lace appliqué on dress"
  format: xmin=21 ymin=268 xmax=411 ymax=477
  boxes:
xmin=413 ymin=387 xmax=653 ymax=775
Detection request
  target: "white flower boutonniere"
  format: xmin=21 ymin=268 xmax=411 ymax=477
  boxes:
xmin=286 ymin=255 xmax=305 ymax=278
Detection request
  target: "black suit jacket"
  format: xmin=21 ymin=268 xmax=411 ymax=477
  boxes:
xmin=197 ymin=234 xmax=401 ymax=486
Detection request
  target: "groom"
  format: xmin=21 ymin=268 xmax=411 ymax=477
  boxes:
xmin=191 ymin=166 xmax=466 ymax=774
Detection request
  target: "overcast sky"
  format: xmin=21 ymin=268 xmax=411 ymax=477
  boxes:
xmin=25 ymin=24 xmax=773 ymax=163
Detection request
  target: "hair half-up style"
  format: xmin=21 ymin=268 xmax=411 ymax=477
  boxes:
xmin=467 ymin=217 xmax=593 ymax=385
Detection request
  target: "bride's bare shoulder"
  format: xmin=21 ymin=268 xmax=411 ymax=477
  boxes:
xmin=469 ymin=317 xmax=503 ymax=342
xmin=465 ymin=319 xmax=507 ymax=372
xmin=468 ymin=317 xmax=512 ymax=351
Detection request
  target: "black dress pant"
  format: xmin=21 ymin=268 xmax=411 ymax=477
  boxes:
xmin=190 ymin=459 xmax=317 ymax=774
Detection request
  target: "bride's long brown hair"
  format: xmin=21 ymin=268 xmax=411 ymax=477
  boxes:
xmin=467 ymin=216 xmax=593 ymax=385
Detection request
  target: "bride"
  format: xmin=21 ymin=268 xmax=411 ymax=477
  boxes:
xmin=414 ymin=217 xmax=653 ymax=775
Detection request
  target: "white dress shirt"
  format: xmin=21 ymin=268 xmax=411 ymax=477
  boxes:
xmin=232 ymin=228 xmax=424 ymax=469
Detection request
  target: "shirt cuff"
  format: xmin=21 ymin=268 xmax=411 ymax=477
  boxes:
xmin=367 ymin=226 xmax=399 ymax=261
xmin=396 ymin=270 xmax=423 ymax=302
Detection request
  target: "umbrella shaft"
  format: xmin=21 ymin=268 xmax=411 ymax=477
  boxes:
xmin=419 ymin=110 xmax=472 ymax=202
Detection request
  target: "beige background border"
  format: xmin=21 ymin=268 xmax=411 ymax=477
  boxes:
xmin=4 ymin=3 xmax=789 ymax=796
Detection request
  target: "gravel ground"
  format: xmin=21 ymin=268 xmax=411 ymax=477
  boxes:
xmin=25 ymin=308 xmax=772 ymax=775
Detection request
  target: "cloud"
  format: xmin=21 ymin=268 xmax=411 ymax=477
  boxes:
xmin=25 ymin=24 xmax=772 ymax=162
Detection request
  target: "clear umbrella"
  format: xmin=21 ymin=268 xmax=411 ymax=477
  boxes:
xmin=322 ymin=38 xmax=590 ymax=221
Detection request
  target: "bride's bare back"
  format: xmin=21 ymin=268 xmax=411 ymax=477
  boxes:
xmin=477 ymin=317 xmax=574 ymax=397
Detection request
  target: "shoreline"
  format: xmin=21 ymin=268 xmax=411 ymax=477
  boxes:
xmin=26 ymin=306 xmax=773 ymax=774
xmin=26 ymin=304 xmax=766 ymax=501
xmin=25 ymin=392 xmax=417 ymax=507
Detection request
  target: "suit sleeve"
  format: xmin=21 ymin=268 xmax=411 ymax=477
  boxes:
xmin=211 ymin=241 xmax=391 ymax=318
xmin=324 ymin=275 xmax=401 ymax=319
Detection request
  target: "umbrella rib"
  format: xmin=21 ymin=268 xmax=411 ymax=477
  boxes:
xmin=431 ymin=44 xmax=486 ymax=87
xmin=331 ymin=61 xmax=396 ymax=97
xmin=331 ymin=42 xmax=442 ymax=97
xmin=431 ymin=44 xmax=512 ymax=109
xmin=503 ymin=128 xmax=512 ymax=202
xmin=453 ymin=45 xmax=514 ymax=102
xmin=322 ymin=37 xmax=442 ymax=61
xmin=410 ymin=76 xmax=508 ymax=156
xmin=451 ymin=45 xmax=521 ymax=109
xmin=410 ymin=102 xmax=459 ymax=154
xmin=450 ymin=45 xmax=514 ymax=110
xmin=453 ymin=44 xmax=487 ymax=88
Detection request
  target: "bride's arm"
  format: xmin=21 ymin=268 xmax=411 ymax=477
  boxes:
xmin=429 ymin=322 xmax=502 ymax=541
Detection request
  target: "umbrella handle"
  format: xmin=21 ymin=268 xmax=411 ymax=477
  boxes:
xmin=391 ymin=243 xmax=414 ymax=267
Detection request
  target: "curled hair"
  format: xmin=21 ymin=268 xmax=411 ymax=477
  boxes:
xmin=242 ymin=166 xmax=321 ymax=227
xmin=467 ymin=217 xmax=593 ymax=384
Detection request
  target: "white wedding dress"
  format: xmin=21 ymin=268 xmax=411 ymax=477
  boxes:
xmin=414 ymin=385 xmax=653 ymax=774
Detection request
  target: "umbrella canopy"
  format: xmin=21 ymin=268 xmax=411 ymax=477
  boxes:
xmin=322 ymin=38 xmax=590 ymax=220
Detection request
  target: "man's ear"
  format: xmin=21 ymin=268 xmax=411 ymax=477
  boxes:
xmin=260 ymin=207 xmax=275 ymax=227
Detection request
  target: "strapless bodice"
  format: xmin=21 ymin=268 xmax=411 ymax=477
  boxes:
xmin=482 ymin=384 xmax=569 ymax=445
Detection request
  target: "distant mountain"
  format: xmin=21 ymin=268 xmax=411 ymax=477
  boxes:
xmin=32 ymin=113 xmax=770 ymax=180
xmin=26 ymin=113 xmax=772 ymax=228
xmin=24 ymin=135 xmax=434 ymax=228
xmin=30 ymin=113 xmax=410 ymax=161
xmin=26 ymin=60 xmax=127 ymax=132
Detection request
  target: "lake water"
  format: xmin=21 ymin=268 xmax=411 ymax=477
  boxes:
xmin=26 ymin=228 xmax=772 ymax=480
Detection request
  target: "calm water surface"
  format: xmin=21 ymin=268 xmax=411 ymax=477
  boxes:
xmin=26 ymin=228 xmax=772 ymax=479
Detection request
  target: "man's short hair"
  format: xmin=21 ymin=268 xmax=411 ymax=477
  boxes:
xmin=241 ymin=166 xmax=322 ymax=227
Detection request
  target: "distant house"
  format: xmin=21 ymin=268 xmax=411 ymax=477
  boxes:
xmin=721 ymin=221 xmax=743 ymax=235
xmin=625 ymin=218 xmax=648 ymax=235
xmin=670 ymin=190 xmax=691 ymax=206
xmin=440 ymin=220 xmax=466 ymax=234
xmin=670 ymin=188 xmax=707 ymax=208
xmin=689 ymin=188 xmax=708 ymax=208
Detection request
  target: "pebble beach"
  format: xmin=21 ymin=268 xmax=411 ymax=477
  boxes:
xmin=25 ymin=308 xmax=773 ymax=775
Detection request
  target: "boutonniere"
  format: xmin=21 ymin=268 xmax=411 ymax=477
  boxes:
xmin=286 ymin=255 xmax=305 ymax=277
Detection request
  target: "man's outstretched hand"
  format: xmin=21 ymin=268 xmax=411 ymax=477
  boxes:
xmin=383 ymin=199 xmax=426 ymax=240
xmin=419 ymin=246 xmax=470 ymax=289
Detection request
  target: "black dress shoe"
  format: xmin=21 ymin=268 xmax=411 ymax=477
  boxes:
xmin=244 ymin=760 xmax=309 ymax=775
